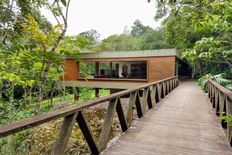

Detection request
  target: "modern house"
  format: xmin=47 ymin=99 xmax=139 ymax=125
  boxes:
xmin=62 ymin=49 xmax=190 ymax=96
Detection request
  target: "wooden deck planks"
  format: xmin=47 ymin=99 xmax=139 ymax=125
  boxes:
xmin=102 ymin=81 xmax=232 ymax=155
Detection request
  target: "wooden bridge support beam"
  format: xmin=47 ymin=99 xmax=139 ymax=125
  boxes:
xmin=151 ymin=85 xmax=157 ymax=105
xmin=142 ymin=88 xmax=149 ymax=114
xmin=147 ymin=89 xmax=153 ymax=109
xmin=51 ymin=113 xmax=78 ymax=155
xmin=99 ymin=99 xmax=117 ymax=151
xmin=116 ymin=98 xmax=128 ymax=132
xmin=76 ymin=111 xmax=100 ymax=155
xmin=155 ymin=84 xmax=161 ymax=103
xmin=135 ymin=91 xmax=143 ymax=118
xmin=126 ymin=92 xmax=136 ymax=127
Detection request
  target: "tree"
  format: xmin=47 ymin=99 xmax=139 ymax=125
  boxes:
xmin=25 ymin=0 xmax=72 ymax=114
xmin=180 ymin=0 xmax=232 ymax=74
xmin=0 ymin=0 xmax=73 ymax=114
xmin=59 ymin=35 xmax=92 ymax=53
xmin=93 ymin=20 xmax=172 ymax=52
xmin=160 ymin=0 xmax=232 ymax=78
xmin=131 ymin=19 xmax=152 ymax=37
xmin=79 ymin=29 xmax=100 ymax=45
xmin=137 ymin=28 xmax=172 ymax=50
xmin=93 ymin=34 xmax=138 ymax=52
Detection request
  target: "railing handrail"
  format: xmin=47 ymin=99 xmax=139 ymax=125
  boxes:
xmin=208 ymin=79 xmax=232 ymax=100
xmin=0 ymin=76 xmax=178 ymax=137
xmin=207 ymin=79 xmax=232 ymax=146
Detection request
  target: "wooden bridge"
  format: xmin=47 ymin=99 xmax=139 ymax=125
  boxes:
xmin=0 ymin=76 xmax=232 ymax=154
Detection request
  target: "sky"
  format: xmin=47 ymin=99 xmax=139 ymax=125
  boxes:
xmin=42 ymin=0 xmax=161 ymax=40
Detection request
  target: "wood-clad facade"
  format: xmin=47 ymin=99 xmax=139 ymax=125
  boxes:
xmin=62 ymin=49 xmax=189 ymax=89
xmin=63 ymin=56 xmax=176 ymax=82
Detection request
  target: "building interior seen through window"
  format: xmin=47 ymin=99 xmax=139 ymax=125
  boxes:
xmin=80 ymin=61 xmax=147 ymax=80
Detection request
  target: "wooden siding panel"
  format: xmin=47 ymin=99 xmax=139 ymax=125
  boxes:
xmin=63 ymin=60 xmax=79 ymax=81
xmin=148 ymin=57 xmax=175 ymax=82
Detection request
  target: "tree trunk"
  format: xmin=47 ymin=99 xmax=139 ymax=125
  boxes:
xmin=36 ymin=61 xmax=51 ymax=114
xmin=199 ymin=61 xmax=203 ymax=76
xmin=34 ymin=0 xmax=70 ymax=114
xmin=191 ymin=63 xmax=196 ymax=79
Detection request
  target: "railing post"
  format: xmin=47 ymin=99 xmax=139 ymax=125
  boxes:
xmin=219 ymin=92 xmax=226 ymax=116
xmin=215 ymin=89 xmax=220 ymax=115
xmin=51 ymin=113 xmax=78 ymax=155
xmin=173 ymin=79 xmax=176 ymax=88
xmin=171 ymin=79 xmax=174 ymax=90
xmin=141 ymin=87 xmax=149 ymax=114
xmin=212 ymin=87 xmax=216 ymax=108
xmin=226 ymin=97 xmax=232 ymax=144
xmin=160 ymin=82 xmax=164 ymax=99
xmin=126 ymin=92 xmax=136 ymax=127
xmin=162 ymin=82 xmax=166 ymax=98
xmin=99 ymin=98 xmax=117 ymax=151
xmin=210 ymin=86 xmax=214 ymax=102
xmin=208 ymin=82 xmax=211 ymax=99
xmin=155 ymin=83 xmax=160 ymax=103
xmin=147 ymin=88 xmax=153 ymax=109
xmin=151 ymin=85 xmax=157 ymax=106
xmin=167 ymin=80 xmax=170 ymax=94
xmin=169 ymin=80 xmax=172 ymax=92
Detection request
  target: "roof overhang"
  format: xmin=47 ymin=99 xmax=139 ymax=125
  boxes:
xmin=80 ymin=49 xmax=179 ymax=59
xmin=66 ymin=49 xmax=180 ymax=60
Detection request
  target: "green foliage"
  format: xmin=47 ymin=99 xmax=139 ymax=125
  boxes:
xmin=0 ymin=89 xmax=110 ymax=154
xmin=137 ymin=28 xmax=173 ymax=50
xmin=60 ymin=0 xmax=67 ymax=6
xmin=0 ymin=0 xmax=76 ymax=121
xmin=59 ymin=35 xmax=92 ymax=58
xmin=79 ymin=29 xmax=100 ymax=45
xmin=79 ymin=62 xmax=90 ymax=79
xmin=93 ymin=20 xmax=171 ymax=52
xmin=24 ymin=16 xmax=62 ymax=49
xmin=131 ymin=19 xmax=153 ymax=37
xmin=198 ymin=73 xmax=232 ymax=91
xmin=219 ymin=113 xmax=232 ymax=126
xmin=198 ymin=74 xmax=213 ymax=90
xmin=163 ymin=0 xmax=232 ymax=78
xmin=94 ymin=34 xmax=138 ymax=52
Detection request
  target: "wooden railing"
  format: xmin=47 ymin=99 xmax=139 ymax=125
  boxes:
xmin=207 ymin=80 xmax=232 ymax=145
xmin=0 ymin=76 xmax=179 ymax=155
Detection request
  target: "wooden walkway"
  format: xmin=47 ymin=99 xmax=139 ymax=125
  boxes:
xmin=102 ymin=81 xmax=232 ymax=155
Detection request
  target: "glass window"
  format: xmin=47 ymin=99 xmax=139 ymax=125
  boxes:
xmin=79 ymin=62 xmax=95 ymax=78
xmin=79 ymin=61 xmax=147 ymax=80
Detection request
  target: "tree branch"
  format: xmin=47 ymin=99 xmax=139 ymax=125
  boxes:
xmin=48 ymin=5 xmax=61 ymax=25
